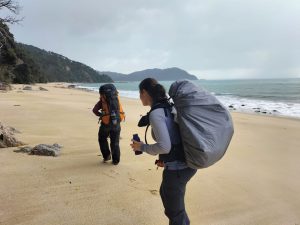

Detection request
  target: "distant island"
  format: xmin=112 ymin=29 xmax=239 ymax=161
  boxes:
xmin=99 ymin=68 xmax=198 ymax=82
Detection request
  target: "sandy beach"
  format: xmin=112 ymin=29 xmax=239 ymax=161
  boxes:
xmin=1 ymin=83 xmax=300 ymax=225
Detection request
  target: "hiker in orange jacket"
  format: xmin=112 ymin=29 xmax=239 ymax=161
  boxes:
xmin=93 ymin=84 xmax=125 ymax=165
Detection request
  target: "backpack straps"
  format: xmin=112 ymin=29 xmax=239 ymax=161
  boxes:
xmin=144 ymin=124 xmax=150 ymax=144
xmin=139 ymin=102 xmax=172 ymax=144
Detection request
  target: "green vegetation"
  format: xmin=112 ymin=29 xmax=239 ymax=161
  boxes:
xmin=18 ymin=43 xmax=112 ymax=83
xmin=1 ymin=1 xmax=112 ymax=84
xmin=0 ymin=22 xmax=112 ymax=84
xmin=0 ymin=21 xmax=44 ymax=84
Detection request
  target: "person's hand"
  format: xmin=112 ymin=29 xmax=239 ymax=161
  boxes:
xmin=130 ymin=140 xmax=143 ymax=152
xmin=155 ymin=159 xmax=164 ymax=167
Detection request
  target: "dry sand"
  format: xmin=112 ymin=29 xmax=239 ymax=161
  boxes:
xmin=0 ymin=83 xmax=300 ymax=225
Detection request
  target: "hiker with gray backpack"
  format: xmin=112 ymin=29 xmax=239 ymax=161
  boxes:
xmin=130 ymin=78 xmax=234 ymax=225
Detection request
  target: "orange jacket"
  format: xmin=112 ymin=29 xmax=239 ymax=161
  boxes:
xmin=94 ymin=96 xmax=125 ymax=125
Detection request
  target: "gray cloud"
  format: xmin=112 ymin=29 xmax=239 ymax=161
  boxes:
xmin=2 ymin=0 xmax=300 ymax=79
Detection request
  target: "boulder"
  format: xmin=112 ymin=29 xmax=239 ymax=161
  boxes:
xmin=0 ymin=122 xmax=24 ymax=148
xmin=39 ymin=87 xmax=48 ymax=91
xmin=23 ymin=86 xmax=32 ymax=90
xmin=30 ymin=143 xmax=62 ymax=156
xmin=0 ymin=82 xmax=12 ymax=91
xmin=14 ymin=146 xmax=32 ymax=153
xmin=15 ymin=143 xmax=62 ymax=156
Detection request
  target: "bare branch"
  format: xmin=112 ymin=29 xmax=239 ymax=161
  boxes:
xmin=0 ymin=0 xmax=21 ymax=13
xmin=0 ymin=0 xmax=22 ymax=24
xmin=0 ymin=15 xmax=23 ymax=24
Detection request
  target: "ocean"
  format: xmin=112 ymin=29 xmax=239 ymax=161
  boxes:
xmin=77 ymin=78 xmax=300 ymax=119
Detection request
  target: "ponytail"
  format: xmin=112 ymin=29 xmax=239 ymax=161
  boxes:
xmin=139 ymin=78 xmax=168 ymax=104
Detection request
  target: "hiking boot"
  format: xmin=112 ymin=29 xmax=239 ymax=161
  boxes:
xmin=103 ymin=155 xmax=111 ymax=162
xmin=112 ymin=160 xmax=119 ymax=165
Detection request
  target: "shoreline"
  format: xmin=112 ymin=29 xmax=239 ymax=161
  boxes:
xmin=72 ymin=82 xmax=300 ymax=120
xmin=4 ymin=81 xmax=300 ymax=121
xmin=74 ymin=82 xmax=300 ymax=120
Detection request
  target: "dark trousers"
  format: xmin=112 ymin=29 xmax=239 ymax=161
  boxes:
xmin=160 ymin=167 xmax=197 ymax=225
xmin=98 ymin=123 xmax=121 ymax=163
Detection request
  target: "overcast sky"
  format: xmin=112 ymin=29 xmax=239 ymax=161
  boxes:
xmin=1 ymin=0 xmax=300 ymax=79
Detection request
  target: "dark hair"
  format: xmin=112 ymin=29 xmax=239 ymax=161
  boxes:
xmin=139 ymin=78 xmax=168 ymax=104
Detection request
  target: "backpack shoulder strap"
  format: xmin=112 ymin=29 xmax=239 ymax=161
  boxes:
xmin=143 ymin=102 xmax=172 ymax=144
xmin=149 ymin=102 xmax=171 ymax=114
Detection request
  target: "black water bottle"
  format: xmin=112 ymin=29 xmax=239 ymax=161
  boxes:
xmin=133 ymin=134 xmax=143 ymax=155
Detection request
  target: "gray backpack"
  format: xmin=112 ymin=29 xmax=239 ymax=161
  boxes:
xmin=168 ymin=80 xmax=234 ymax=169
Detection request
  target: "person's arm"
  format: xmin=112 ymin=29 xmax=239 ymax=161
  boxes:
xmin=140 ymin=108 xmax=171 ymax=155
xmin=92 ymin=101 xmax=102 ymax=117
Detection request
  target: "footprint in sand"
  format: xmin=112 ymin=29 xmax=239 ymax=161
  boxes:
xmin=110 ymin=169 xmax=119 ymax=175
xmin=149 ymin=189 xmax=158 ymax=195
xmin=102 ymin=169 xmax=120 ymax=179
xmin=129 ymin=178 xmax=136 ymax=183
xmin=102 ymin=172 xmax=116 ymax=179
